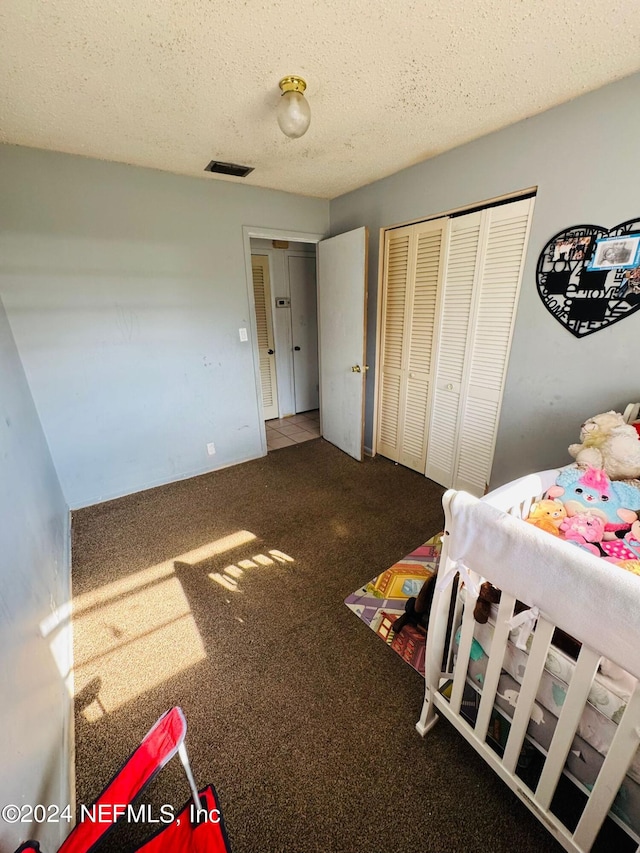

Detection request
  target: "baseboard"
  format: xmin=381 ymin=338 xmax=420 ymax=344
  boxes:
xmin=69 ymin=451 xmax=266 ymax=510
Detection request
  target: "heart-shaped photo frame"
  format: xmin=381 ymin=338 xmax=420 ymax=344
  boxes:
xmin=536 ymin=217 xmax=640 ymax=337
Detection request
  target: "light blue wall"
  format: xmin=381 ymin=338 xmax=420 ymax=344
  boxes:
xmin=0 ymin=146 xmax=329 ymax=507
xmin=330 ymin=72 xmax=640 ymax=487
xmin=0 ymin=295 xmax=71 ymax=851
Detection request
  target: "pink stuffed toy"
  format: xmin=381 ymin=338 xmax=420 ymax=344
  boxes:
xmin=560 ymin=512 xmax=606 ymax=557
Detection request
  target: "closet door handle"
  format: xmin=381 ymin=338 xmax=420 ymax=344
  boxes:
xmin=294 ymin=346 xmax=301 ymax=351
xmin=447 ymin=383 xmax=453 ymax=391
xmin=268 ymin=349 xmax=274 ymax=355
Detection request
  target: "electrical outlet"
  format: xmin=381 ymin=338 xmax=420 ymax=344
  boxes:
xmin=239 ymin=327 xmax=248 ymax=342
xmin=207 ymin=442 xmax=216 ymax=455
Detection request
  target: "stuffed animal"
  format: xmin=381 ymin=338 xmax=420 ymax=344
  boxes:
xmin=601 ymin=518 xmax=640 ymax=563
xmin=525 ymin=499 xmax=567 ymax=536
xmin=391 ymin=572 xmax=437 ymax=635
xmin=560 ymin=512 xmax=606 ymax=557
xmin=548 ymin=466 xmax=640 ymax=561
xmin=473 ymin=581 xmax=502 ymax=624
xmin=568 ymin=410 xmax=640 ymax=480
xmin=547 ymin=466 xmax=640 ymax=536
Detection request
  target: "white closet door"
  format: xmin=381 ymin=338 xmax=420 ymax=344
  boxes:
xmin=377 ymin=220 xmax=447 ymax=472
xmin=252 ymin=255 xmax=279 ymax=420
xmin=426 ymin=197 xmax=534 ymax=494
xmin=455 ymin=197 xmax=534 ymax=494
xmin=377 ymin=227 xmax=412 ymax=461
xmin=398 ymin=222 xmax=448 ymax=471
xmin=425 ymin=211 xmax=482 ymax=487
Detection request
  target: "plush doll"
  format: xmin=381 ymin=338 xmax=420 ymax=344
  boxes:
xmin=600 ymin=519 xmax=640 ymax=563
xmin=547 ymin=466 xmax=640 ymax=535
xmin=568 ymin=411 xmax=640 ymax=480
xmin=525 ymin=499 xmax=567 ymax=536
xmin=391 ymin=572 xmax=437 ymax=635
xmin=559 ymin=512 xmax=606 ymax=557
xmin=473 ymin=581 xmax=502 ymax=624
xmin=548 ymin=466 xmax=640 ymax=560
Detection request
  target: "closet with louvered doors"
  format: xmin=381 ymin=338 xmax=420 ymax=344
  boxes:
xmin=376 ymin=217 xmax=449 ymax=473
xmin=425 ymin=196 xmax=535 ymax=495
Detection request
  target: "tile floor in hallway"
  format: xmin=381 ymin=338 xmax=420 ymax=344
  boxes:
xmin=266 ymin=410 xmax=320 ymax=450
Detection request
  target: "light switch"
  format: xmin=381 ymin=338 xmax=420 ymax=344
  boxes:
xmin=239 ymin=328 xmax=248 ymax=342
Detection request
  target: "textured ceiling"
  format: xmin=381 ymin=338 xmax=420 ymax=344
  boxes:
xmin=1 ymin=0 xmax=639 ymax=199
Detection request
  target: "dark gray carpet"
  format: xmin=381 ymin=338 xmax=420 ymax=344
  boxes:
xmin=72 ymin=438 xmax=564 ymax=853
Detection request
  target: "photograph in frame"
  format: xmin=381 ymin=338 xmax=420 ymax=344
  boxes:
xmin=551 ymin=235 xmax=592 ymax=262
xmin=617 ymin=266 xmax=640 ymax=298
xmin=589 ymin=235 xmax=640 ymax=270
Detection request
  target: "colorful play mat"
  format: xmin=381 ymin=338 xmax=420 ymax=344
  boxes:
xmin=344 ymin=533 xmax=443 ymax=676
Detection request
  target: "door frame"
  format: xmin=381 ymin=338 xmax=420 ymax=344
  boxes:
xmin=242 ymin=226 xmax=325 ymax=455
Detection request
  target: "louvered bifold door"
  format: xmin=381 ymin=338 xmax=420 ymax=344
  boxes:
xmin=425 ymin=211 xmax=482 ymax=488
xmin=398 ymin=221 xmax=448 ymax=472
xmin=454 ymin=197 xmax=535 ymax=495
xmin=377 ymin=227 xmax=412 ymax=462
xmin=252 ymin=255 xmax=279 ymax=421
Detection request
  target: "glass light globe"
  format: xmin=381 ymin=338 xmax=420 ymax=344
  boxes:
xmin=277 ymin=90 xmax=311 ymax=139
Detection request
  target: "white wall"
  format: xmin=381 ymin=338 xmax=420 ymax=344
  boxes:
xmin=330 ymin=72 xmax=640 ymax=487
xmin=0 ymin=146 xmax=329 ymax=508
xmin=0 ymin=295 xmax=71 ymax=852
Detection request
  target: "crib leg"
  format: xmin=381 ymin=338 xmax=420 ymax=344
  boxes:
xmin=415 ymin=546 xmax=453 ymax=738
xmin=415 ymin=697 xmax=439 ymax=736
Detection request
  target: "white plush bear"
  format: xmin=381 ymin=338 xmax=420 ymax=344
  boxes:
xmin=568 ymin=410 xmax=640 ymax=481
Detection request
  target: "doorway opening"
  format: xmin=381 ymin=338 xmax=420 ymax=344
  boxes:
xmin=247 ymin=233 xmax=321 ymax=452
xmin=243 ymin=224 xmax=368 ymax=462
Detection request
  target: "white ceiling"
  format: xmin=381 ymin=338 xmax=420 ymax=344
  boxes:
xmin=1 ymin=0 xmax=639 ymax=199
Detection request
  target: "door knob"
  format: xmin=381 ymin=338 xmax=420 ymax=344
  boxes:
xmin=268 ymin=349 xmax=274 ymax=355
xmin=351 ymin=365 xmax=361 ymax=373
xmin=294 ymin=346 xmax=301 ymax=351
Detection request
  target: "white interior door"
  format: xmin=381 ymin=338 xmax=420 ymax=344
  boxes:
xmin=289 ymin=255 xmax=319 ymax=413
xmin=317 ymin=227 xmax=368 ymax=461
xmin=251 ymin=255 xmax=279 ymax=420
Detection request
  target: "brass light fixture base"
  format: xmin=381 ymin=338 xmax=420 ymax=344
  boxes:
xmin=279 ymin=76 xmax=307 ymax=95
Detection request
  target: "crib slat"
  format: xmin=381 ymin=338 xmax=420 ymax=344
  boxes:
xmin=502 ymin=616 xmax=555 ymax=774
xmin=450 ymin=571 xmax=482 ymax=714
xmin=534 ymin=645 xmax=602 ymax=810
xmin=475 ymin=592 xmax=516 ymax=742
xmin=445 ymin=583 xmax=465 ymax=674
xmin=573 ymin=680 xmax=640 ymax=850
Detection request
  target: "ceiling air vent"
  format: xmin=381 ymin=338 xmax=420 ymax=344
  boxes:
xmin=204 ymin=160 xmax=254 ymax=178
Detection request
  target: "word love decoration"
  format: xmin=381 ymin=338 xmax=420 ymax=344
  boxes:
xmin=536 ymin=218 xmax=640 ymax=338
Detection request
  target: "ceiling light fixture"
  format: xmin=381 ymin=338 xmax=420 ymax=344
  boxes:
xmin=277 ymin=76 xmax=311 ymax=139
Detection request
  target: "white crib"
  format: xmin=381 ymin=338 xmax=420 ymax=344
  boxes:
xmin=417 ymin=469 xmax=640 ymax=852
